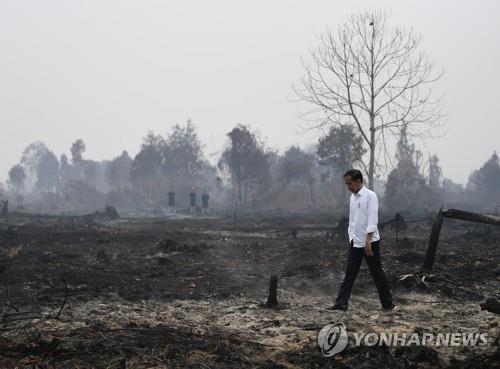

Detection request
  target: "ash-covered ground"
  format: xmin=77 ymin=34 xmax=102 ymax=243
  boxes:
xmin=0 ymin=211 xmax=499 ymax=368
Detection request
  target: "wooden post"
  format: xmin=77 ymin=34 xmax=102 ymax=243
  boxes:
xmin=422 ymin=208 xmax=500 ymax=272
xmin=422 ymin=209 xmax=444 ymax=272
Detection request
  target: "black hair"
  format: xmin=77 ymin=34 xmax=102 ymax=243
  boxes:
xmin=343 ymin=169 xmax=363 ymax=182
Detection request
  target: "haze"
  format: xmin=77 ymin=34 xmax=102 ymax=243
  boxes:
xmin=0 ymin=0 xmax=499 ymax=184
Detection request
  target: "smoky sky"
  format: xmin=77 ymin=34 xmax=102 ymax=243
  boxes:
xmin=0 ymin=0 xmax=499 ymax=185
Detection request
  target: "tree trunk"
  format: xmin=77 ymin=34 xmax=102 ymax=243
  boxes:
xmin=340 ymin=178 xmax=348 ymax=212
xmin=308 ymin=180 xmax=316 ymax=208
xmin=368 ymin=22 xmax=376 ymax=190
xmin=243 ymin=182 xmax=248 ymax=208
xmin=368 ymin=119 xmax=376 ymax=190
xmin=238 ymin=179 xmax=242 ymax=208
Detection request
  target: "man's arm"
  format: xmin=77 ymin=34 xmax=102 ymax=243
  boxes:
xmin=365 ymin=192 xmax=379 ymax=256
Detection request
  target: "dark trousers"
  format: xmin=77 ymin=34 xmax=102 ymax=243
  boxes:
xmin=334 ymin=240 xmax=393 ymax=309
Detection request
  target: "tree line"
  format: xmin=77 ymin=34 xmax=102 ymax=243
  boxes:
xmin=2 ymin=10 xmax=498 ymax=215
xmin=2 ymin=119 xmax=499 ymax=215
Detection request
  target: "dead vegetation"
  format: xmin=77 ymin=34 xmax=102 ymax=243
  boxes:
xmin=0 ymin=211 xmax=498 ymax=368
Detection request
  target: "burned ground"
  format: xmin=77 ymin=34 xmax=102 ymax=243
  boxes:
xmin=0 ymin=212 xmax=499 ymax=368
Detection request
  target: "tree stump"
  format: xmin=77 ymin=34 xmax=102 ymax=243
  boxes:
xmin=266 ymin=275 xmax=279 ymax=308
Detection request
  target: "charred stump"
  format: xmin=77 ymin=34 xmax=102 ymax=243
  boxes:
xmin=265 ymin=275 xmax=279 ymax=308
xmin=394 ymin=213 xmax=408 ymax=243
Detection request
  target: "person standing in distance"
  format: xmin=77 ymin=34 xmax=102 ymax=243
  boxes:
xmin=167 ymin=188 xmax=176 ymax=213
xmin=189 ymin=188 xmax=197 ymax=214
xmin=328 ymin=169 xmax=395 ymax=312
xmin=201 ymin=190 xmax=210 ymax=214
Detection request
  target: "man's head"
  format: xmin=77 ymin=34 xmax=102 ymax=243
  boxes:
xmin=343 ymin=169 xmax=364 ymax=193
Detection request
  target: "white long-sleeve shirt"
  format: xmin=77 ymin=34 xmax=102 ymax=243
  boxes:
xmin=348 ymin=185 xmax=380 ymax=248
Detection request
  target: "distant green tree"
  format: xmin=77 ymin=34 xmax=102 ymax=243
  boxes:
xmin=466 ymin=152 xmax=500 ymax=209
xmin=279 ymin=146 xmax=317 ymax=207
xmin=70 ymin=139 xmax=86 ymax=164
xmin=20 ymin=141 xmax=50 ymax=182
xmin=163 ymin=120 xmax=204 ymax=178
xmin=106 ymin=150 xmax=133 ymax=190
xmin=36 ymin=151 xmax=59 ymax=193
xmin=219 ymin=124 xmax=271 ymax=208
xmin=317 ymin=124 xmax=366 ymax=209
xmin=385 ymin=126 xmax=429 ymax=214
xmin=8 ymin=164 xmax=26 ymax=196
xmin=317 ymin=124 xmax=366 ymax=176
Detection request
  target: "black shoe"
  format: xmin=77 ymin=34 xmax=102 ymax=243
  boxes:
xmin=382 ymin=303 xmax=397 ymax=311
xmin=326 ymin=305 xmax=347 ymax=312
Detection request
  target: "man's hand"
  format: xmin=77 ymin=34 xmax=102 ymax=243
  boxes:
xmin=364 ymin=240 xmax=373 ymax=256
xmin=365 ymin=233 xmax=374 ymax=257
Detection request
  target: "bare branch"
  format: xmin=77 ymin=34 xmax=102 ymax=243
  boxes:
xmin=293 ymin=9 xmax=445 ymax=186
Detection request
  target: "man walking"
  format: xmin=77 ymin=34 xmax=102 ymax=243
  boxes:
xmin=329 ymin=169 xmax=395 ymax=311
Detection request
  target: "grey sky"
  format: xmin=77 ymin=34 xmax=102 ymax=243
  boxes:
xmin=0 ymin=0 xmax=498 ymax=185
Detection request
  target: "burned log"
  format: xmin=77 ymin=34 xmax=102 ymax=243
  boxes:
xmin=423 ymin=208 xmax=500 ymax=272
xmin=480 ymin=298 xmax=500 ymax=315
xmin=82 ymin=206 xmax=120 ymax=224
xmin=442 ymin=208 xmax=500 ymax=225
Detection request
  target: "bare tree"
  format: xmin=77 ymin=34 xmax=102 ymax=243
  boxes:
xmin=294 ymin=10 xmax=444 ymax=188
